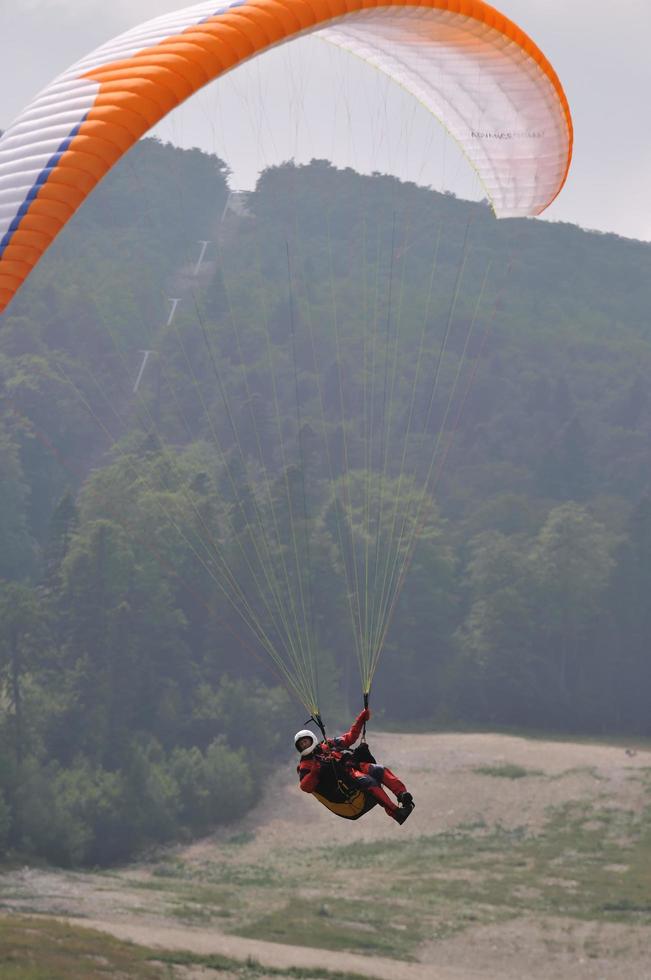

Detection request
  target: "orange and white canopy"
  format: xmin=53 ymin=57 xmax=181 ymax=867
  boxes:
xmin=0 ymin=0 xmax=573 ymax=314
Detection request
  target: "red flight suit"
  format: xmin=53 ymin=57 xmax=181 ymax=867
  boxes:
xmin=297 ymin=709 xmax=407 ymax=818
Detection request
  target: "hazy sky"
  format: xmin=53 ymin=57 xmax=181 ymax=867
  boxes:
xmin=2 ymin=0 xmax=650 ymax=240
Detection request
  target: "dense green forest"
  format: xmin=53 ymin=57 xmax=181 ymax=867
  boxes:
xmin=2 ymin=138 xmax=651 ymax=866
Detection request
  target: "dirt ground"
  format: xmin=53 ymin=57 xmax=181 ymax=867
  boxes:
xmin=3 ymin=731 xmax=651 ymax=979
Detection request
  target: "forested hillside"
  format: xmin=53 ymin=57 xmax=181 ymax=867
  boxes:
xmin=2 ymin=138 xmax=651 ymax=865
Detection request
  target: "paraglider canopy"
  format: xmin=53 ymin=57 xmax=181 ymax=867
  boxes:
xmin=0 ymin=0 xmax=572 ymax=315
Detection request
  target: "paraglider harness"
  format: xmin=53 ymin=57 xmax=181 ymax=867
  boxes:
xmin=307 ymin=697 xmax=379 ymax=820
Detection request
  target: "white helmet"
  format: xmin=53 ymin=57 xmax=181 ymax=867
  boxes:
xmin=294 ymin=729 xmax=319 ymax=757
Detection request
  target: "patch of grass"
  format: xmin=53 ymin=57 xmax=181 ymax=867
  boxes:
xmin=128 ymin=875 xmax=188 ymax=893
xmin=237 ymin=896 xmax=422 ymax=960
xmin=226 ymin=830 xmax=256 ymax=846
xmin=548 ymin=766 xmax=604 ymax=781
xmin=473 ymin=764 xmax=543 ymax=779
xmin=215 ymin=863 xmax=282 ymax=888
xmin=629 ymin=767 xmax=651 ymax=784
xmin=182 ymin=883 xmax=241 ymax=910
xmin=155 ymin=948 xmax=380 ymax=979
xmin=126 ymin=875 xmax=241 ymax=924
xmin=601 ymin=900 xmax=651 ymax=913
xmin=324 ymin=821 xmax=508 ymax=872
xmin=310 ymin=797 xmax=651 ymax=932
xmin=169 ymin=901 xmax=215 ymax=924
xmin=0 ymin=916 xmax=167 ymax=979
xmin=158 ymin=859 xmax=282 ymax=890
xmin=130 ymin=875 xmax=237 ymax=905
xmin=149 ymin=858 xmax=283 ymax=890
xmin=0 ymin=915 xmax=380 ymax=980
xmin=151 ymin=860 xmax=188 ymax=879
